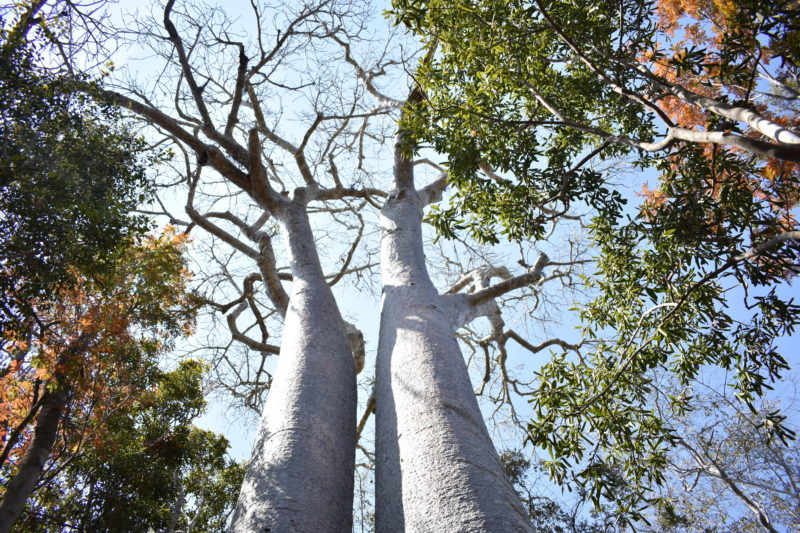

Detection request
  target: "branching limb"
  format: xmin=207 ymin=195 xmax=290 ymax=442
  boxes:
xmin=255 ymin=232 xmax=290 ymax=316
xmin=668 ymin=127 xmax=800 ymax=163
xmin=356 ymin=389 xmax=375 ymax=442
xmin=313 ymin=186 xmax=389 ymax=202
xmin=469 ymin=253 xmax=549 ymax=306
xmin=418 ymin=172 xmax=448 ymax=206
xmin=226 ymin=274 xmax=280 ymax=355
xmin=617 ymin=56 xmax=800 ymax=145
xmin=162 ymin=0 xmax=250 ymax=166
xmin=96 ymin=88 xmax=252 ymax=189
xmin=506 ymin=330 xmax=584 ymax=357
xmin=186 ymin=173 xmax=261 ymax=260
xmin=247 ymin=129 xmax=284 ymax=209
xmin=408 ymin=157 xmax=449 ymax=211
xmin=225 ymin=41 xmax=249 ymax=137
xmin=330 ymin=34 xmax=404 ymax=110
xmin=327 ymin=211 xmax=366 ymax=287
xmin=677 ymin=438 xmax=779 ymax=533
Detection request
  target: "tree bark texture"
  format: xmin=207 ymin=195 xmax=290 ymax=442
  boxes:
xmin=231 ymin=201 xmax=356 ymax=533
xmin=0 ymin=331 xmax=95 ymax=533
xmin=0 ymin=387 xmax=67 ymax=533
xmin=374 ymin=156 xmax=533 ymax=532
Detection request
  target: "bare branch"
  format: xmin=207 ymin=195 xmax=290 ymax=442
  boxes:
xmin=418 ymin=173 xmax=448 ymax=206
xmin=226 ymin=274 xmax=281 ymax=355
xmin=469 ymin=253 xmax=550 ymax=306
xmin=96 ymin=88 xmax=252 ymax=189
xmin=356 ymin=389 xmax=375 ymax=442
xmin=330 ymin=34 xmax=404 ymax=110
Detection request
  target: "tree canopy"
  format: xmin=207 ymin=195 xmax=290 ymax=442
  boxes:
xmin=14 ymin=359 xmax=244 ymax=533
xmin=390 ymin=0 xmax=800 ymax=520
xmin=0 ymin=2 xmax=156 ymax=334
xmin=0 ymin=229 xmax=202 ymax=531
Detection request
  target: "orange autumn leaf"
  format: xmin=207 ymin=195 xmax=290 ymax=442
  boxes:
xmin=0 ymin=227 xmax=197 ymax=471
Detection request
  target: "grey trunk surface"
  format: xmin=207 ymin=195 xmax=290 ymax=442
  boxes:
xmin=0 ymin=388 xmax=67 ymax=533
xmin=375 ymin=185 xmax=533 ymax=532
xmin=231 ymin=203 xmax=356 ymax=532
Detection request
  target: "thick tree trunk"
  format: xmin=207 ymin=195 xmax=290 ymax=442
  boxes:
xmin=0 ymin=387 xmax=68 ymax=533
xmin=374 ymin=154 xmax=533 ymax=532
xmin=231 ymin=201 xmax=356 ymax=532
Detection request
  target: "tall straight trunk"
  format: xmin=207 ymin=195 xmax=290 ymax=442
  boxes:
xmin=0 ymin=333 xmax=92 ymax=533
xmin=374 ymin=152 xmax=533 ymax=532
xmin=0 ymin=388 xmax=67 ymax=533
xmin=231 ymin=200 xmax=357 ymax=532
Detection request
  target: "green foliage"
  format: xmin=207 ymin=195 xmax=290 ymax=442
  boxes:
xmin=500 ymin=450 xmax=629 ymax=532
xmin=14 ymin=360 xmax=244 ymax=533
xmin=526 ymin=144 xmax=799 ymax=518
xmin=391 ymin=0 xmax=653 ymax=241
xmin=0 ymin=7 xmax=156 ymax=333
xmin=0 ymin=230 xmax=202 ymax=528
xmin=391 ymin=0 xmax=800 ymax=524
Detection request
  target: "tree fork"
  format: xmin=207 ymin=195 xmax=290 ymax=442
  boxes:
xmin=374 ymin=142 xmax=533 ymax=531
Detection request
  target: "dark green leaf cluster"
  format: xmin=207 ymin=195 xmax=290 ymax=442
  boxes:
xmin=14 ymin=360 xmax=244 ymax=533
xmin=0 ymin=11 xmax=156 ymax=333
xmin=393 ymin=0 xmax=656 ymax=241
xmin=527 ymin=143 xmax=799 ymax=521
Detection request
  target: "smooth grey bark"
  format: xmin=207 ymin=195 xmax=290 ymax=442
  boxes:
xmin=231 ymin=199 xmax=356 ymax=532
xmin=374 ymin=146 xmax=533 ymax=532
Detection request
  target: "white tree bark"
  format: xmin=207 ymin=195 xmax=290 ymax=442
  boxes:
xmin=374 ymin=146 xmax=533 ymax=532
xmin=231 ymin=200 xmax=356 ymax=532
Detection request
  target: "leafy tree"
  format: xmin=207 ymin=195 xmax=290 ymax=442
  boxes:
xmin=390 ymin=0 xmax=800 ymax=521
xmin=14 ymin=360 xmax=245 ymax=533
xmin=17 ymin=0 xmax=792 ymax=530
xmin=0 ymin=229 xmax=197 ymax=533
xmin=0 ymin=1 xmax=155 ymax=333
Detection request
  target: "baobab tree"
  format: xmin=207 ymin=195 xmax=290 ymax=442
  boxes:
xmin=82 ymin=0 xmax=563 ymax=530
xmin=9 ymin=0 xmax=798 ymax=531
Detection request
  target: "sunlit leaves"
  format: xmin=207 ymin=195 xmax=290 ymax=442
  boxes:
xmin=14 ymin=361 xmax=244 ymax=533
xmin=0 ymin=229 xmax=198 ymax=484
xmin=525 ymin=142 xmax=799 ymax=518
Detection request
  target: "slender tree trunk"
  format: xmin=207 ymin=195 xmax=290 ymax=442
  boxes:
xmin=0 ymin=387 xmax=67 ymax=533
xmin=0 ymin=332 xmax=92 ymax=533
xmin=374 ymin=150 xmax=533 ymax=532
xmin=164 ymin=470 xmax=185 ymax=533
xmin=231 ymin=200 xmax=356 ymax=532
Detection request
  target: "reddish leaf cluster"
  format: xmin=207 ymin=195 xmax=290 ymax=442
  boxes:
xmin=0 ymin=228 xmax=196 ymax=475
